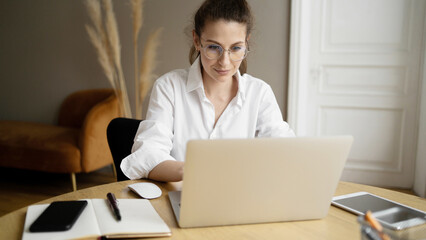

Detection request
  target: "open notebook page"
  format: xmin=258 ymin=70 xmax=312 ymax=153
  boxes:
xmin=91 ymin=199 xmax=170 ymax=237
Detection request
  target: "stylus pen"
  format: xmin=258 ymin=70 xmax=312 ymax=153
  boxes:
xmin=107 ymin=192 xmax=121 ymax=221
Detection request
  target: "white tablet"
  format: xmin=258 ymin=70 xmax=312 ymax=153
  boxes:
xmin=332 ymin=192 xmax=426 ymax=230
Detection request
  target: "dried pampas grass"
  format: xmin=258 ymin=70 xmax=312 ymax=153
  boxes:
xmin=85 ymin=0 xmax=114 ymax=86
xmin=136 ymin=28 xmax=162 ymax=118
xmin=102 ymin=0 xmax=132 ymax=118
xmin=103 ymin=0 xmax=121 ymax=70
xmin=86 ymin=0 xmax=163 ymax=119
xmin=131 ymin=0 xmax=144 ymax=119
xmin=85 ymin=0 xmax=103 ymax=35
xmin=131 ymin=0 xmax=144 ymax=45
xmin=85 ymin=25 xmax=115 ymax=88
xmin=130 ymin=0 xmax=161 ymax=119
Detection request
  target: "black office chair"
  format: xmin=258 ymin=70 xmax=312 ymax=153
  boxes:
xmin=107 ymin=117 xmax=142 ymax=181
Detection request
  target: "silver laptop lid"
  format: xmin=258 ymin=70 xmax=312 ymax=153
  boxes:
xmin=178 ymin=136 xmax=353 ymax=228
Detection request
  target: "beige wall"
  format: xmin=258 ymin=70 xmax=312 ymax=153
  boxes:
xmin=0 ymin=0 xmax=290 ymax=124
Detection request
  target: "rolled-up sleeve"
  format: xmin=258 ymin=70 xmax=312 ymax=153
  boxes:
xmin=120 ymin=78 xmax=176 ymax=179
xmin=256 ymin=85 xmax=295 ymax=138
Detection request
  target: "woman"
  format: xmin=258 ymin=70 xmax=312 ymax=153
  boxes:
xmin=121 ymin=0 xmax=294 ymax=182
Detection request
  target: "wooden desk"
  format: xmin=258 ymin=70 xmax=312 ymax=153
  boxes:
xmin=0 ymin=181 xmax=424 ymax=240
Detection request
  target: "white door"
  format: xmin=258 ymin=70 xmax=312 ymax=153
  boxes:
xmin=288 ymin=0 xmax=425 ymax=188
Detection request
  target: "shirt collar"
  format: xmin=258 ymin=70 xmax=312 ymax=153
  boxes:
xmin=235 ymin=69 xmax=246 ymax=106
xmin=186 ymin=56 xmax=246 ymax=106
xmin=186 ymin=57 xmax=204 ymax=93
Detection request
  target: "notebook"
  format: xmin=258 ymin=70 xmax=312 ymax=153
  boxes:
xmin=22 ymin=199 xmax=171 ymax=240
xmin=169 ymin=136 xmax=353 ymax=228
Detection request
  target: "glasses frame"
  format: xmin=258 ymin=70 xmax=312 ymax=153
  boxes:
xmin=199 ymin=37 xmax=250 ymax=62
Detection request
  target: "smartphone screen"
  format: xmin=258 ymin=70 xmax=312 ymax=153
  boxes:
xmin=29 ymin=200 xmax=88 ymax=232
xmin=333 ymin=194 xmax=398 ymax=214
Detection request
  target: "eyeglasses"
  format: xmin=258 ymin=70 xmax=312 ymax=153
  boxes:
xmin=200 ymin=38 xmax=249 ymax=62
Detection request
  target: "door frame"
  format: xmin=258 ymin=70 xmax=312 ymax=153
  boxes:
xmin=287 ymin=0 xmax=426 ymax=196
xmin=414 ymin=11 xmax=426 ymax=197
xmin=288 ymin=0 xmax=312 ymax=136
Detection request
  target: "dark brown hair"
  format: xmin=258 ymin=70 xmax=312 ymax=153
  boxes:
xmin=189 ymin=0 xmax=254 ymax=74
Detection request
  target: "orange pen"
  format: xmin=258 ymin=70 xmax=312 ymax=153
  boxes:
xmin=365 ymin=211 xmax=391 ymax=240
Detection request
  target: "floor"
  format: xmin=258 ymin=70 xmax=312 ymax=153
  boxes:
xmin=0 ymin=166 xmax=116 ymax=217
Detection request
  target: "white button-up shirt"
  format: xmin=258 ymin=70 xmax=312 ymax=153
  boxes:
xmin=121 ymin=57 xmax=295 ymax=179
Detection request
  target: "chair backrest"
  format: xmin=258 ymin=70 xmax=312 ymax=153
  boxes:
xmin=59 ymin=89 xmax=116 ymax=128
xmin=107 ymin=118 xmax=142 ymax=181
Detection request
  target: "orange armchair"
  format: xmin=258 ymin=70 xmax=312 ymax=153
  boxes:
xmin=0 ymin=89 xmax=120 ymax=191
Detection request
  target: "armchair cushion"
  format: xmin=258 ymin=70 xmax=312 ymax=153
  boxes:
xmin=80 ymin=90 xmax=119 ymax=172
xmin=59 ymin=89 xmax=118 ymax=129
xmin=0 ymin=88 xmax=119 ymax=176
xmin=0 ymin=121 xmax=81 ymax=173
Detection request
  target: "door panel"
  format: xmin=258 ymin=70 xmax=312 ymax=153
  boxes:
xmin=289 ymin=0 xmax=425 ymax=187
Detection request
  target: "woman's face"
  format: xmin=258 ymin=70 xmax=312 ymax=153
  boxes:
xmin=194 ymin=19 xmax=247 ymax=85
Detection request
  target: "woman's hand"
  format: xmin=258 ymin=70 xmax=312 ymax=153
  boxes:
xmin=147 ymin=160 xmax=184 ymax=182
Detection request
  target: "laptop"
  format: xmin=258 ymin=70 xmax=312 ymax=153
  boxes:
xmin=169 ymin=136 xmax=353 ymax=228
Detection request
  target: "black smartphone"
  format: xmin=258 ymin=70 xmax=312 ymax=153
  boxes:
xmin=29 ymin=200 xmax=88 ymax=232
